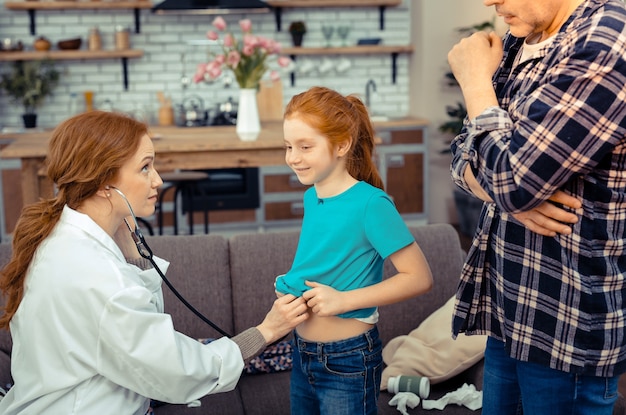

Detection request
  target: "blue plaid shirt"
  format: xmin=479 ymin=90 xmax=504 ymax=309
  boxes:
xmin=451 ymin=0 xmax=626 ymax=377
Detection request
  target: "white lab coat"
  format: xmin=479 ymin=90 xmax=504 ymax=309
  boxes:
xmin=0 ymin=206 xmax=244 ymax=415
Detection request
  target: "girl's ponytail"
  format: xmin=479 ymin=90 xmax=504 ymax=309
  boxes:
xmin=345 ymin=95 xmax=383 ymax=190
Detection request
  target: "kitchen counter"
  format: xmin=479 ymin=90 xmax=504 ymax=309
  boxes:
xmin=0 ymin=117 xmax=429 ymax=206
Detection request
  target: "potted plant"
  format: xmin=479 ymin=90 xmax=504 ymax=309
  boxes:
xmin=0 ymin=60 xmax=60 ymax=128
xmin=288 ymin=21 xmax=307 ymax=47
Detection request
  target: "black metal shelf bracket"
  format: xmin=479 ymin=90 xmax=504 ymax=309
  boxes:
xmin=274 ymin=7 xmax=283 ymax=32
xmin=391 ymin=52 xmax=398 ymax=84
xmin=28 ymin=9 xmax=36 ymax=35
xmin=134 ymin=8 xmax=141 ymax=34
xmin=289 ymin=54 xmax=296 ymax=86
xmin=379 ymin=6 xmax=387 ymax=30
xmin=122 ymin=57 xmax=129 ymax=90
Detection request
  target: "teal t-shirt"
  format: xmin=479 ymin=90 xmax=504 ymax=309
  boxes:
xmin=275 ymin=181 xmax=415 ymax=319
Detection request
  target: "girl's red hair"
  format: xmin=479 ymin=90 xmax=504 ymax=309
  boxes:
xmin=284 ymin=86 xmax=383 ymax=190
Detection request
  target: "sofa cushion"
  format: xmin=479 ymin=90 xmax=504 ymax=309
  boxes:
xmin=381 ymin=296 xmax=487 ymax=388
xmin=145 ymin=234 xmax=234 ymax=340
xmin=228 ymin=231 xmax=300 ymax=334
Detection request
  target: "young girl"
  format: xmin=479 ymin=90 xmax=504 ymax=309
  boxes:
xmin=275 ymin=86 xmax=434 ymax=415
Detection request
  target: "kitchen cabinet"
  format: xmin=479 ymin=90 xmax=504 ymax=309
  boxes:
xmin=265 ymin=0 xmax=402 ymax=31
xmin=375 ymin=125 xmax=427 ymax=217
xmin=4 ymin=1 xmax=152 ymax=35
xmin=259 ymin=165 xmax=309 ymax=223
xmin=0 ymin=139 xmax=20 ymax=242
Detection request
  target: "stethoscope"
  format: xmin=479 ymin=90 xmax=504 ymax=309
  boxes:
xmin=110 ymin=186 xmax=231 ymax=338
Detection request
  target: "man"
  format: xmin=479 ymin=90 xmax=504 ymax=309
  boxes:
xmin=447 ymin=0 xmax=626 ymax=414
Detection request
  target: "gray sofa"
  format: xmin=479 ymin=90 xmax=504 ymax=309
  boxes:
xmin=0 ymin=224 xmax=622 ymax=414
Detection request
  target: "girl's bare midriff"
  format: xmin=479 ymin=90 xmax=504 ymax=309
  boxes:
xmin=296 ymin=310 xmax=373 ymax=342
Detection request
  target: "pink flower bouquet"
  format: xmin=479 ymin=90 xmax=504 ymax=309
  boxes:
xmin=194 ymin=17 xmax=291 ymax=89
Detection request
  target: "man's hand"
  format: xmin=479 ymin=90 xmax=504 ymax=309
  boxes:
xmin=448 ymin=31 xmax=502 ymax=91
xmin=448 ymin=31 xmax=502 ymax=119
xmin=511 ymin=190 xmax=581 ymax=236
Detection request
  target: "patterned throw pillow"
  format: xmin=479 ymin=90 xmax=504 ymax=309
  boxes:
xmin=199 ymin=338 xmax=294 ymax=374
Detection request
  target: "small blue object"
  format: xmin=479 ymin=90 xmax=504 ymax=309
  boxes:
xmin=357 ymin=38 xmax=382 ymax=45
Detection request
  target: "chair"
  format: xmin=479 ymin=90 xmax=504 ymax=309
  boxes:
xmin=157 ymin=171 xmax=210 ymax=235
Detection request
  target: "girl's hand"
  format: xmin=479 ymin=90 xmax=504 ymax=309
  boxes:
xmin=302 ymin=281 xmax=345 ymax=317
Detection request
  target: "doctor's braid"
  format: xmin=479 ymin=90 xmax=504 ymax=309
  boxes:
xmin=344 ymin=94 xmax=383 ymax=190
xmin=0 ymin=197 xmax=64 ymax=329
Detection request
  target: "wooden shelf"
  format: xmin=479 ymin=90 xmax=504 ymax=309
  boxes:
xmin=4 ymin=1 xmax=152 ymax=10
xmin=0 ymin=49 xmax=143 ymax=61
xmin=282 ymin=45 xmax=413 ymax=85
xmin=265 ymin=0 xmax=402 ymax=31
xmin=0 ymin=49 xmax=143 ymax=90
xmin=282 ymin=45 xmax=413 ymax=56
xmin=5 ymin=1 xmax=152 ymax=35
xmin=265 ymin=0 xmax=401 ymax=6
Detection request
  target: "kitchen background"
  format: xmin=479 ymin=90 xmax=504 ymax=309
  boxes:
xmin=0 ymin=0 xmax=496 ymax=238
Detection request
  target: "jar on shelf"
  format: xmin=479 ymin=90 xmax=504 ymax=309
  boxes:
xmin=88 ymin=27 xmax=102 ymax=51
xmin=114 ymin=26 xmax=130 ymax=50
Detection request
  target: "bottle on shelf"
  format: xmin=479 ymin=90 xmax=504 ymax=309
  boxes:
xmin=68 ymin=92 xmax=80 ymax=117
xmin=115 ymin=26 xmax=130 ymax=50
xmin=84 ymin=91 xmax=95 ymax=112
xmin=88 ymin=27 xmax=102 ymax=51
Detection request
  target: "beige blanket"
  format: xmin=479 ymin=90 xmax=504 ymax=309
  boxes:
xmin=381 ymin=297 xmax=487 ymax=389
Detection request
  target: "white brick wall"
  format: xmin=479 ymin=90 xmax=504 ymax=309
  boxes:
xmin=0 ymin=0 xmax=412 ymax=129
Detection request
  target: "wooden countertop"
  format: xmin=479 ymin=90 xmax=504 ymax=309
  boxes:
xmin=0 ymin=117 xmax=429 ymax=159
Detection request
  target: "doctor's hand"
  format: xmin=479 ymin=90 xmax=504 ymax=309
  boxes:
xmin=302 ymin=281 xmax=346 ymax=317
xmin=511 ymin=190 xmax=581 ymax=237
xmin=256 ymin=295 xmax=308 ymax=344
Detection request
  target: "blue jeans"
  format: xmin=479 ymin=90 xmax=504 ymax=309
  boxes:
xmin=290 ymin=326 xmax=382 ymax=415
xmin=483 ymin=337 xmax=619 ymax=415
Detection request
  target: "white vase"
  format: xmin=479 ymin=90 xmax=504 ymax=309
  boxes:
xmin=236 ymin=88 xmax=261 ymax=141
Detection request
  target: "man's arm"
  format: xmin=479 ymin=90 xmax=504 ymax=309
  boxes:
xmin=464 ymin=164 xmax=580 ymax=236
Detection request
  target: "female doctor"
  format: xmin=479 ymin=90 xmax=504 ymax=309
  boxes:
xmin=0 ymin=110 xmax=308 ymax=415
